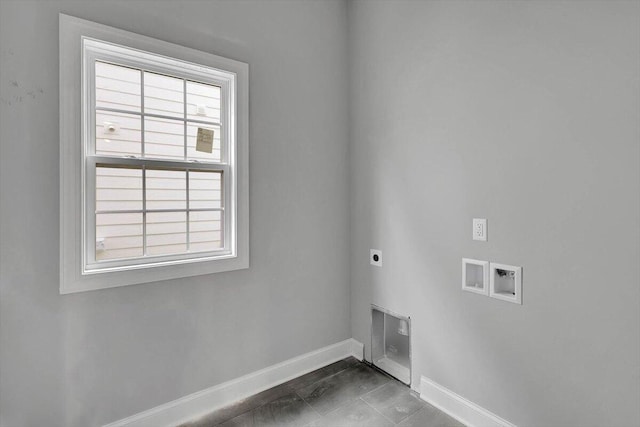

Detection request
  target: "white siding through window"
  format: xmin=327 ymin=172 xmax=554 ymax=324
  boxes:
xmin=94 ymin=61 xmax=224 ymax=261
xmin=96 ymin=167 xmax=222 ymax=260
xmin=95 ymin=61 xmax=222 ymax=161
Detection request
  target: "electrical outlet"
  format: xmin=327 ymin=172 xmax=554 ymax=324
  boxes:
xmin=472 ymin=218 xmax=487 ymax=241
xmin=370 ymin=249 xmax=382 ymax=267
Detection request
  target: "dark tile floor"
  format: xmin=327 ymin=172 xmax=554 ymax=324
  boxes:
xmin=179 ymin=357 xmax=465 ymax=427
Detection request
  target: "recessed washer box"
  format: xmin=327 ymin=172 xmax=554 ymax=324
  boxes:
xmin=490 ymin=263 xmax=522 ymax=304
xmin=462 ymin=258 xmax=489 ymax=295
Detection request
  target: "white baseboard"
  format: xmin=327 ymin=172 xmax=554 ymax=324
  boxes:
xmin=420 ymin=376 xmax=516 ymax=427
xmin=105 ymin=338 xmax=363 ymax=427
xmin=350 ymin=339 xmax=364 ymax=361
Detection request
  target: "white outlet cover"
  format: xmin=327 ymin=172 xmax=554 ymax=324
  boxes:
xmin=370 ymin=249 xmax=382 ymax=267
xmin=473 ymin=218 xmax=487 ymax=241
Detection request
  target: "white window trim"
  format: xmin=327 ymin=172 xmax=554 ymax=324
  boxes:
xmin=84 ymin=41 xmax=234 ymax=272
xmin=60 ymin=14 xmax=249 ymax=294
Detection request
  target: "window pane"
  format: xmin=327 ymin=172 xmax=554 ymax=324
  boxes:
xmin=189 ymin=171 xmax=222 ymax=209
xmin=189 ymin=210 xmax=223 ymax=252
xmin=187 ymin=123 xmax=221 ymax=162
xmin=95 ymin=61 xmax=141 ymax=112
xmin=96 ymin=166 xmax=142 ymax=211
xmin=186 ymin=81 xmax=220 ymax=123
xmin=144 ymin=72 xmax=184 ymax=118
xmin=96 ymin=213 xmax=143 ymax=260
xmin=147 ymin=211 xmax=187 ymax=255
xmin=146 ymin=169 xmax=186 ymax=210
xmin=144 ymin=117 xmax=184 ymax=160
xmin=96 ymin=111 xmax=141 ymax=156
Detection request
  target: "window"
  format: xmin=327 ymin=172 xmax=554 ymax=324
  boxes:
xmin=60 ymin=15 xmax=248 ymax=293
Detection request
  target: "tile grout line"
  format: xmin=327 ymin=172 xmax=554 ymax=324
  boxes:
xmin=294 ymin=361 xmax=365 ymax=416
xmin=357 ymin=378 xmax=392 ymax=402
xmin=189 ymin=359 xmax=452 ymax=427
xmin=212 ymin=359 xmax=358 ymax=426
xmin=212 ymin=384 xmax=294 ymax=426
xmin=208 ymin=359 xmax=386 ymax=426
xmin=301 ymin=373 xmax=392 ymax=420
xmin=360 ymin=382 xmax=425 ymax=425
xmin=359 ymin=397 xmax=399 ymax=426
xmin=291 ymin=358 xmax=360 ymax=393
xmin=293 ymin=388 xmax=324 ymax=421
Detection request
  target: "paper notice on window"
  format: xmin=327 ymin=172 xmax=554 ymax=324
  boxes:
xmin=196 ymin=128 xmax=214 ymax=153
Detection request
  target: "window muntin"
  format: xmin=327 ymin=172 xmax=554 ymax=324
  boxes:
xmin=93 ymin=166 xmax=224 ymax=262
xmin=94 ymin=60 xmax=223 ymax=162
xmin=84 ymin=40 xmax=234 ymax=272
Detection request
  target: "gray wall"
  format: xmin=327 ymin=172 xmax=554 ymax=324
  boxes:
xmin=3 ymin=1 xmax=639 ymax=426
xmin=348 ymin=1 xmax=640 ymax=426
xmin=0 ymin=1 xmax=350 ymax=426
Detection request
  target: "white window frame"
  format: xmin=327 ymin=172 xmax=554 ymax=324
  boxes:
xmin=85 ymin=43 xmax=233 ymax=271
xmin=60 ymin=14 xmax=249 ymax=294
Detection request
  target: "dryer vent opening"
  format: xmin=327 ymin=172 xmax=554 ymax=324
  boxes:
xmin=371 ymin=305 xmax=411 ymax=385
